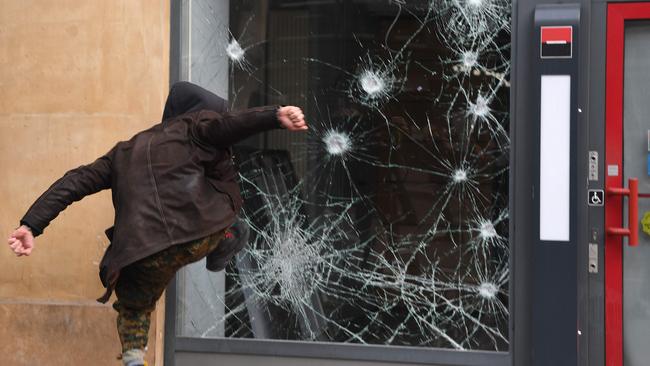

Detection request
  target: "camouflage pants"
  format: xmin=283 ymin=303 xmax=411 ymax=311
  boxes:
xmin=113 ymin=230 xmax=225 ymax=352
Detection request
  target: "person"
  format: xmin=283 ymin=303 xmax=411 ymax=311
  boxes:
xmin=6 ymin=82 xmax=308 ymax=366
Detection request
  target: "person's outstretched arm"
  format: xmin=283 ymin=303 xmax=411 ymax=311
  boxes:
xmin=191 ymin=105 xmax=307 ymax=148
xmin=7 ymin=149 xmax=114 ymax=256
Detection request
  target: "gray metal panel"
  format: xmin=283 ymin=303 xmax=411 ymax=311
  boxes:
xmin=575 ymin=2 xmax=593 ymax=366
xmin=175 ymin=352 xmax=444 ymax=366
xmin=174 ymin=338 xmax=509 ymax=366
xmin=169 ymin=0 xmax=182 ymax=90
xmin=532 ymin=6 xmax=580 ymax=366
xmin=586 ymin=3 xmax=607 ymax=366
xmin=510 ymin=1 xmax=590 ymax=366
xmin=165 ymin=2 xmax=182 ymax=366
xmin=165 ymin=277 xmax=178 ymax=366
xmin=508 ymin=0 xmax=531 ymax=364
xmin=509 ymin=0 xmax=538 ymax=361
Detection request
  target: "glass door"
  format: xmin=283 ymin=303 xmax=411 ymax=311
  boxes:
xmin=605 ymin=4 xmax=650 ymax=366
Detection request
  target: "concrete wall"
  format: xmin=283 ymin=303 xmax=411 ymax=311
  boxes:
xmin=0 ymin=1 xmax=169 ymax=365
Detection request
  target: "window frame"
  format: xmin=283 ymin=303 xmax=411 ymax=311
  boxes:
xmin=164 ymin=1 xmax=518 ymax=365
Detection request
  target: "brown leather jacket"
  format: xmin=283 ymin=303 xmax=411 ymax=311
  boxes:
xmin=20 ymin=82 xmax=280 ymax=302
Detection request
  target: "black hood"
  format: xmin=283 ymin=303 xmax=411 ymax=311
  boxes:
xmin=162 ymin=81 xmax=228 ymax=122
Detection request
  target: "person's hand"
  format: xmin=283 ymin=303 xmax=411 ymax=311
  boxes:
xmin=277 ymin=106 xmax=308 ymax=131
xmin=8 ymin=225 xmax=35 ymax=257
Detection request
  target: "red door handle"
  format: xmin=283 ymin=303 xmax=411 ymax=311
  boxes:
xmin=607 ymin=178 xmax=639 ymax=246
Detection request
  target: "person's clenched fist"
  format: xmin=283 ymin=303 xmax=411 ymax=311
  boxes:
xmin=8 ymin=225 xmax=35 ymax=257
xmin=277 ymin=106 xmax=308 ymax=131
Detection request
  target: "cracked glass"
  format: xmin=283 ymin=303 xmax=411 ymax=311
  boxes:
xmin=175 ymin=0 xmax=511 ymax=351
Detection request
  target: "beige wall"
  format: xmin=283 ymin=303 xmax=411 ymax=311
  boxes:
xmin=0 ymin=0 xmax=169 ymax=364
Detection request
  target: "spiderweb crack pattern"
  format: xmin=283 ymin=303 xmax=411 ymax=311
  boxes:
xmin=181 ymin=0 xmax=511 ymax=352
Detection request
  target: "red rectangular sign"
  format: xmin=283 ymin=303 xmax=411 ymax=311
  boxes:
xmin=541 ymin=26 xmax=572 ymax=43
xmin=540 ymin=26 xmax=573 ymax=58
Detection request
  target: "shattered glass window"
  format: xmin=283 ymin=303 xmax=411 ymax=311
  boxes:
xmin=176 ymin=0 xmax=511 ymax=351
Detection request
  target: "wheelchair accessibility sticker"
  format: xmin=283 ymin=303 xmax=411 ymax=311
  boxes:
xmin=588 ymin=189 xmax=604 ymax=206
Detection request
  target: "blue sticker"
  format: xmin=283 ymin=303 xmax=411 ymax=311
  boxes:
xmin=647 ymin=153 xmax=650 ymax=176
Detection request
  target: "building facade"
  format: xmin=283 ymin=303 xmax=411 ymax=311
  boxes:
xmin=0 ymin=1 xmax=169 ymax=365
xmin=1 ymin=1 xmax=649 ymax=366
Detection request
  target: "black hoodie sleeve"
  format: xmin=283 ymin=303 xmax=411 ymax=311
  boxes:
xmin=190 ymin=106 xmax=282 ymax=148
xmin=19 ymin=149 xmax=114 ymax=236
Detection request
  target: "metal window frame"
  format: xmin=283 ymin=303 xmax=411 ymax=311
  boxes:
xmin=165 ymin=271 xmax=509 ymax=365
xmin=164 ymin=1 xmax=517 ymax=365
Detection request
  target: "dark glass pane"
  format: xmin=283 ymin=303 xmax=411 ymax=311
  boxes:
xmin=177 ymin=0 xmax=511 ymax=352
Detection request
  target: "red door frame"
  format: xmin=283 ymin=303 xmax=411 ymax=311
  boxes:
xmin=605 ymin=3 xmax=650 ymax=365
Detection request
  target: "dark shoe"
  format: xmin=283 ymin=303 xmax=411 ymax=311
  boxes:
xmin=206 ymin=218 xmax=250 ymax=272
xmin=124 ymin=362 xmax=146 ymax=366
